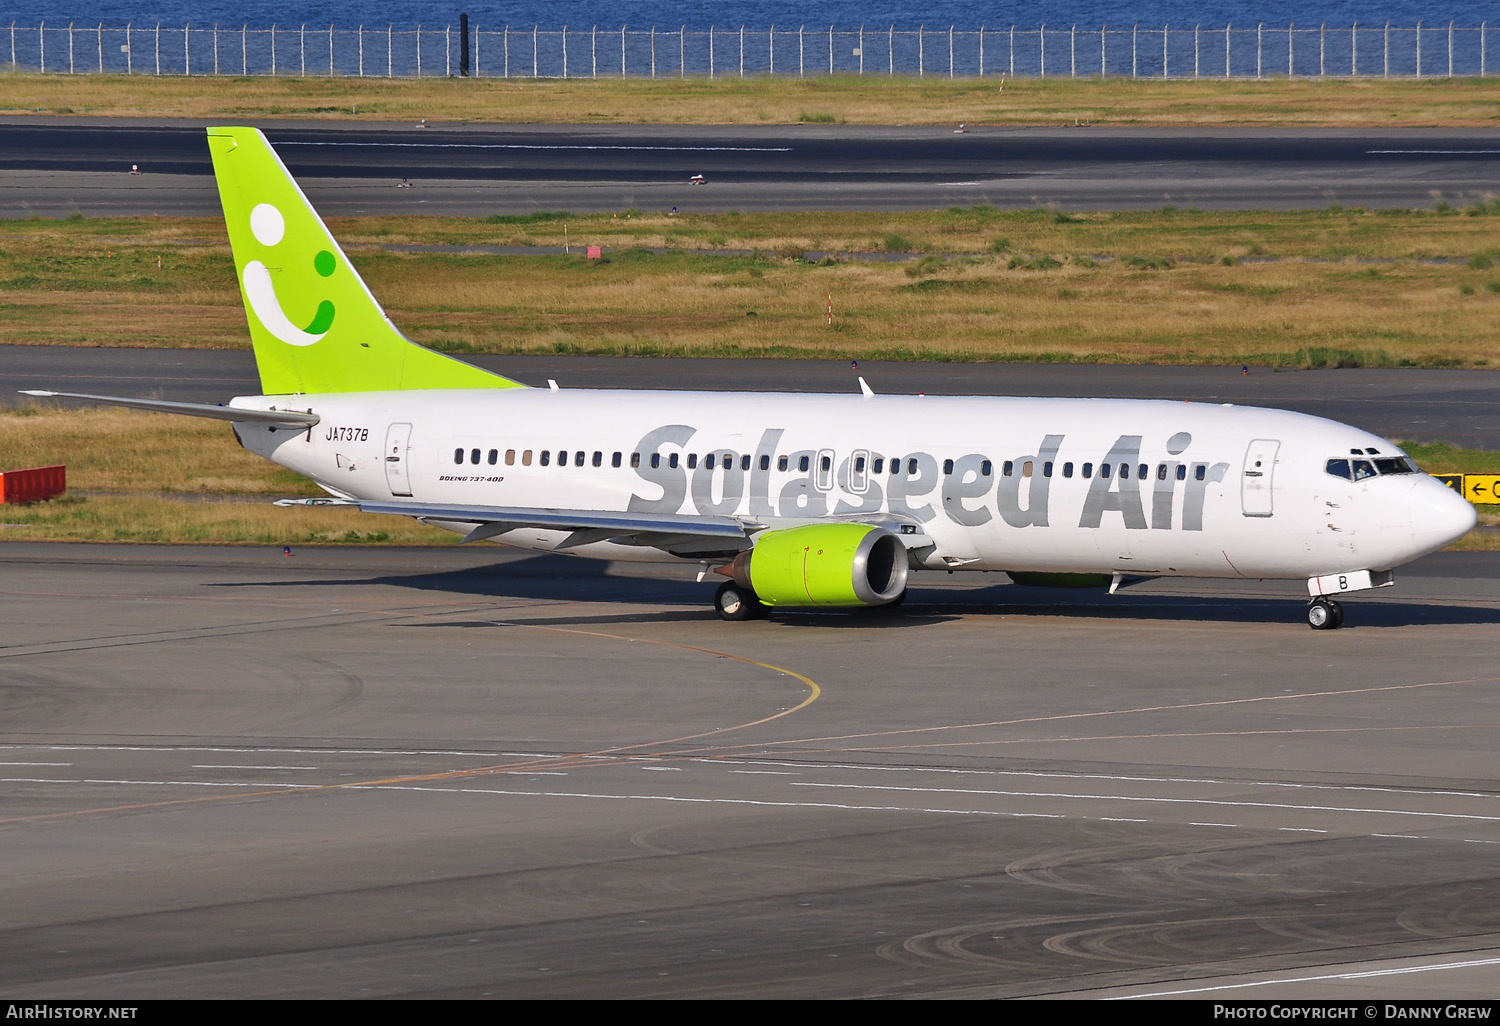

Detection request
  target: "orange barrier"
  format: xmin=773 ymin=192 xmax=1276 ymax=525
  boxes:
xmin=0 ymin=465 xmax=65 ymax=504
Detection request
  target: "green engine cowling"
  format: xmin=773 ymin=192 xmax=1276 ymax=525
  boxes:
xmin=723 ymin=524 xmax=909 ymax=608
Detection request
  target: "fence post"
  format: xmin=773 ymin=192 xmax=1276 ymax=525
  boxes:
xmin=650 ymin=25 xmax=654 ymax=78
xmin=1320 ymin=22 xmax=1325 ymax=76
xmin=1225 ymin=23 xmax=1231 ymax=76
xmin=1416 ymin=21 xmax=1422 ymax=78
xmin=1070 ymin=24 xmax=1075 ymax=77
xmin=445 ymin=24 xmax=450 ymax=77
xmin=1289 ymin=22 xmax=1294 ymax=77
xmin=503 ymin=25 xmax=507 ymax=77
xmin=98 ymin=22 xmax=103 ymax=73
xmin=69 ymin=21 xmax=74 ymax=74
xmin=1102 ymin=24 xmax=1107 ymax=76
xmin=828 ymin=23 xmax=833 ymax=75
xmin=416 ymin=24 xmax=421 ymax=77
xmin=214 ymin=23 xmax=219 ymax=74
xmin=127 ymin=21 xmax=132 ymax=74
xmin=1484 ymin=22 xmax=1487 ymax=77
xmin=1194 ymin=23 xmax=1199 ymax=77
xmin=1040 ymin=23 xmax=1045 ymax=77
xmin=184 ymin=21 xmax=188 ymax=74
xmin=859 ymin=25 xmax=864 ymax=74
xmin=330 ymin=23 xmax=335 ymax=76
xmin=740 ymin=24 xmax=743 ymax=77
xmin=300 ymin=23 xmax=304 ymax=77
xmin=155 ymin=21 xmax=160 ymax=75
xmin=474 ymin=23 xmax=479 ymax=76
xmin=889 ymin=24 xmax=894 ymax=75
xmin=1163 ymin=22 xmax=1168 ymax=78
xmin=11 ymin=21 xmax=16 ymax=71
xmin=39 ymin=21 xmax=44 ymax=72
xmin=798 ymin=25 xmax=803 ymax=77
xmin=358 ymin=24 xmax=363 ymax=76
xmin=242 ymin=24 xmax=246 ymax=75
xmin=1351 ymin=22 xmax=1356 ymax=76
xmin=680 ymin=25 xmax=684 ymax=77
xmin=919 ymin=24 xmax=923 ymax=76
xmin=387 ymin=24 xmax=392 ymax=78
xmin=769 ymin=24 xmax=774 ymax=74
xmin=1256 ymin=22 xmax=1261 ymax=78
xmin=1449 ymin=21 xmax=1453 ymax=77
xmin=591 ymin=25 xmax=595 ymax=78
xmin=1383 ymin=21 xmax=1388 ymax=77
xmin=1132 ymin=23 xmax=1137 ymax=78
xmin=535 ymin=25 xmax=539 ymax=78
xmin=1009 ymin=24 xmax=1014 ymax=77
xmin=563 ymin=25 xmax=568 ymax=78
xmin=710 ymin=25 xmax=714 ymax=78
xmin=951 ymin=25 xmax=955 ymax=78
xmin=621 ymin=24 xmax=625 ymax=76
xmin=979 ymin=24 xmax=984 ymax=76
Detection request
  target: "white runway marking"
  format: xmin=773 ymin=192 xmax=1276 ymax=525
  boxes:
xmin=191 ymin=764 xmax=319 ymax=771
xmin=1116 ymin=954 xmax=1500 ymax=998
xmin=1367 ymin=149 xmax=1500 ymax=155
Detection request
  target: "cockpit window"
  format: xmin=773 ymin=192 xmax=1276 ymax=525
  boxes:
xmin=1325 ymin=459 xmax=1352 ymax=480
xmin=1352 ymin=459 xmax=1377 ymax=481
xmin=1329 ymin=455 xmax=1417 ymax=480
xmin=1374 ymin=457 xmax=1416 ymax=475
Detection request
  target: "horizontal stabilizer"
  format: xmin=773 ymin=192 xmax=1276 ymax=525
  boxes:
xmin=21 ymin=390 xmax=320 ymax=428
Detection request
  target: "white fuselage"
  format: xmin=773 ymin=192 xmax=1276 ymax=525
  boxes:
xmin=231 ymin=387 xmax=1473 ymax=580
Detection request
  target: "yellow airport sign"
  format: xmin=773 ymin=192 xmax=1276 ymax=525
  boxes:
xmin=1433 ymin=473 xmax=1463 ymax=492
xmin=1462 ymin=475 xmax=1500 ymax=504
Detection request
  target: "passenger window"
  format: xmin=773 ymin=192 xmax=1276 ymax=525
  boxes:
xmin=943 ymin=459 xmax=954 ymax=475
xmin=981 ymin=460 xmax=992 ymax=476
xmin=1082 ymin=463 xmax=1093 ymax=479
xmin=1175 ymin=464 xmax=1186 ymax=481
xmin=1138 ymin=464 xmax=1148 ymax=480
xmin=1195 ymin=464 xmax=1206 ymax=481
xmin=1063 ymin=462 xmax=1074 ymax=478
xmin=820 ymin=455 xmax=831 ymax=472
xmin=575 ymin=451 xmax=585 ymax=467
xmin=778 ymin=455 xmax=788 ymax=472
xmin=453 ymin=448 xmax=463 ymax=465
xmin=470 ymin=448 xmax=481 ymax=465
xmin=759 ymin=454 xmax=770 ymax=471
xmin=1325 ymin=458 xmax=1352 ymax=480
xmin=799 ymin=455 xmax=811 ymax=473
xmin=1119 ymin=463 xmax=1130 ymax=480
xmin=631 ymin=452 xmax=641 ymax=468
xmin=1157 ymin=463 xmax=1167 ymax=481
xmin=650 ymin=453 xmax=661 ymax=469
xmin=540 ymin=450 xmax=551 ymax=467
xmin=488 ymin=449 xmax=498 ymax=465
xmin=505 ymin=449 xmax=516 ymax=466
xmin=907 ymin=458 xmax=918 ymax=475
xmin=593 ymin=451 xmax=602 ymax=467
xmin=873 ymin=457 xmax=885 ymax=474
xmin=1022 ymin=460 xmax=1034 ymax=478
xmin=611 ymin=452 xmax=621 ymax=468
xmin=558 ymin=450 xmax=567 ymax=466
xmin=1043 ymin=461 xmax=1053 ymax=477
xmin=1003 ymin=461 xmax=1013 ymax=477
xmin=855 ymin=455 xmax=867 ymax=474
xmin=1101 ymin=463 xmax=1112 ymax=479
xmin=669 ymin=453 xmax=679 ymax=469
xmin=522 ymin=449 xmax=533 ymax=466
xmin=687 ymin=453 xmax=698 ymax=470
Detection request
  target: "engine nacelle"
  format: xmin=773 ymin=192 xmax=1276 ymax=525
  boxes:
xmin=722 ymin=524 xmax=909 ymax=607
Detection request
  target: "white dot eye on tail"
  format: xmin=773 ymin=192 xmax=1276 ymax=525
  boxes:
xmin=250 ymin=203 xmax=285 ymax=247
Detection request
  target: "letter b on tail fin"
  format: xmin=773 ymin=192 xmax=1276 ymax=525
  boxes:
xmin=207 ymin=127 xmax=522 ymax=395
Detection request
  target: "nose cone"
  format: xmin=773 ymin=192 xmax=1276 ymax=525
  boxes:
xmin=1409 ymin=476 xmax=1477 ymax=556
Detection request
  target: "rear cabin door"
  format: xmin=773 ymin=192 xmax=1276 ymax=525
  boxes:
xmin=1240 ymin=438 xmax=1280 ymax=517
xmin=384 ymin=422 xmax=414 ymax=497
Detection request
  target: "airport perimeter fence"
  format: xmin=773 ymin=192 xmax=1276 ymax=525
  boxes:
xmin=4 ymin=21 xmax=1498 ymax=80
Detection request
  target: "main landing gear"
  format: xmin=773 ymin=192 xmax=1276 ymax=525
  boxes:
xmin=1306 ymin=597 xmax=1345 ymax=631
xmin=715 ymin=580 xmax=770 ymax=621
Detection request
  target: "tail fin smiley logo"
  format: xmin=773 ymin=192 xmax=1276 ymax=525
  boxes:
xmin=241 ymin=202 xmax=336 ymax=348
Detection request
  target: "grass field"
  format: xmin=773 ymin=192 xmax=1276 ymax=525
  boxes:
xmin=8 ymin=205 xmax=1500 ymax=367
xmin=4 ymin=73 xmax=1500 ymax=127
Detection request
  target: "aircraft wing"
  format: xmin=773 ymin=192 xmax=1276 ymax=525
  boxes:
xmin=20 ymin=390 xmax=321 ymax=428
xmin=310 ymin=498 xmax=760 ymax=551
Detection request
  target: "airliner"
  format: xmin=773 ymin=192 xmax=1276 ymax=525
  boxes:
xmin=24 ymin=127 xmax=1477 ymax=628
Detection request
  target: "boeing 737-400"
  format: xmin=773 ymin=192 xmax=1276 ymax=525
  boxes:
xmin=23 ymin=127 xmax=1478 ymax=628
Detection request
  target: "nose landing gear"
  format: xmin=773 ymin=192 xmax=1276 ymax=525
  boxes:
xmin=1307 ymin=597 xmax=1345 ymax=630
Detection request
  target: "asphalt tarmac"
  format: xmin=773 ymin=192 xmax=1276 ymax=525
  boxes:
xmin=4 ymin=120 xmax=1500 ymax=215
xmin=1 ymin=542 xmax=1499 ymax=998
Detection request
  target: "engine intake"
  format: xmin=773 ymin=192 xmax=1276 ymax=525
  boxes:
xmin=720 ymin=524 xmax=909 ymax=607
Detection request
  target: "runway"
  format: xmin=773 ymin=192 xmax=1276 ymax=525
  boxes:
xmin=2 ymin=542 xmax=1499 ymax=998
xmin=4 ymin=120 xmax=1500 ymax=216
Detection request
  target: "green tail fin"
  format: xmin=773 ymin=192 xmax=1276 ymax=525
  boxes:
xmin=207 ymin=126 xmax=524 ymax=396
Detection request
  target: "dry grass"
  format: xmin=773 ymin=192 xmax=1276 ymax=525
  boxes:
xmin=0 ymin=406 xmax=455 ymax=543
xmin=10 ymin=209 xmax=1500 ymax=366
xmin=4 ymin=73 xmax=1500 ymax=126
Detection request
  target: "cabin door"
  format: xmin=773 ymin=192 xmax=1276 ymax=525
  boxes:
xmin=1241 ymin=439 xmax=1280 ymax=517
xmin=384 ymin=422 xmax=414 ymax=497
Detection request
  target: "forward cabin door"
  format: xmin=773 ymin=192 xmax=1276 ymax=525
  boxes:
xmin=1241 ymin=438 xmax=1280 ymax=517
xmin=384 ymin=422 xmax=414 ymax=497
